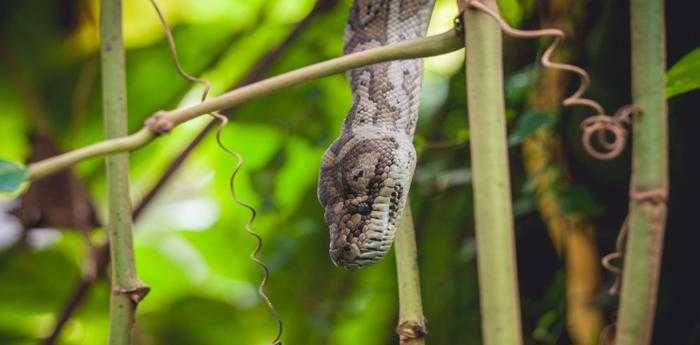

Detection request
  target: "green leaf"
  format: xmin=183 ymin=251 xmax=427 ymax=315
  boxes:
xmin=0 ymin=158 xmax=27 ymax=193
xmin=667 ymin=46 xmax=700 ymax=98
xmin=508 ymin=110 xmax=556 ymax=146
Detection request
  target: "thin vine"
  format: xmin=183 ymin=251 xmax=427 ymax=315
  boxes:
xmin=147 ymin=1 xmax=283 ymax=343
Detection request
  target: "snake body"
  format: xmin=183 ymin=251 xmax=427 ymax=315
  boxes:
xmin=317 ymin=0 xmax=434 ymax=269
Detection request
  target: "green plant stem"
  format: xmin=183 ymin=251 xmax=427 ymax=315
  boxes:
xmin=615 ymin=0 xmax=668 ymax=344
xmin=28 ymin=128 xmax=154 ymax=181
xmin=394 ymin=203 xmax=426 ymax=345
xmin=101 ymin=1 xmax=148 ymax=344
xmin=26 ymin=29 xmax=463 ymax=181
xmin=463 ymin=2 xmax=523 ymax=344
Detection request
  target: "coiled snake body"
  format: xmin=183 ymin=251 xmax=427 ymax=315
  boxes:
xmin=317 ymin=0 xmax=434 ymax=269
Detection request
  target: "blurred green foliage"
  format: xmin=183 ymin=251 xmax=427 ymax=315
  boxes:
xmin=1 ymin=0 xmax=698 ymax=345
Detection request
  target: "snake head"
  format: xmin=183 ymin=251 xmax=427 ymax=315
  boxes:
xmin=318 ymin=132 xmax=415 ymax=269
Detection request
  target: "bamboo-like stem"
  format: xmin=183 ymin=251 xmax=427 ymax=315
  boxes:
xmin=26 ymin=30 xmax=463 ymax=181
xmin=394 ymin=203 xmax=426 ymax=345
xmin=463 ymin=1 xmax=523 ymax=344
xmin=101 ymin=1 xmax=148 ymax=344
xmin=615 ymin=0 xmax=668 ymax=344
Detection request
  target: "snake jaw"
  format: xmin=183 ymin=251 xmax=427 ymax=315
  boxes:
xmin=326 ymin=195 xmax=399 ymax=269
xmin=326 ymin=196 xmax=395 ymax=269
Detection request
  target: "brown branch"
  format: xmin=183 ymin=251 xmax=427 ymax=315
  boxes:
xmin=42 ymin=248 xmax=109 ymax=345
xmin=42 ymin=1 xmax=337 ymax=343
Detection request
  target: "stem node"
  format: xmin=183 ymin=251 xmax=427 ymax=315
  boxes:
xmin=114 ymin=285 xmax=151 ymax=304
xmin=145 ymin=111 xmax=175 ymax=134
xmin=396 ymin=319 xmax=428 ymax=344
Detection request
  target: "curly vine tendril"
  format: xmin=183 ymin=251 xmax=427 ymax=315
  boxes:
xmin=466 ymin=0 xmax=638 ymax=160
xmin=148 ymin=0 xmax=282 ymax=343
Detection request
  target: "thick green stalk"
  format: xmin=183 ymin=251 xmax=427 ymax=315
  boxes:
xmin=463 ymin=2 xmax=523 ymax=344
xmin=394 ymin=204 xmax=426 ymax=345
xmin=615 ymin=0 xmax=668 ymax=344
xmin=101 ymin=1 xmax=148 ymax=344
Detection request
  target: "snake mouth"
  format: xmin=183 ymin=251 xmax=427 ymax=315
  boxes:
xmin=329 ymin=235 xmax=394 ymax=270
xmin=329 ymin=202 xmax=395 ymax=269
xmin=328 ymin=171 xmax=408 ymax=270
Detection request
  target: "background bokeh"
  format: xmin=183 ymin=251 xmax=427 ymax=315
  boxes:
xmin=1 ymin=0 xmax=698 ymax=344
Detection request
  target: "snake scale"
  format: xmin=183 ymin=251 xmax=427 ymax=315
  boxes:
xmin=317 ymin=0 xmax=435 ymax=269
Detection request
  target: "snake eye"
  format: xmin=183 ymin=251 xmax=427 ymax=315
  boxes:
xmin=357 ymin=202 xmax=372 ymax=215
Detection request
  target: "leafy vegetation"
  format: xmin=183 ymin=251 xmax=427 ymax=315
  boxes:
xmin=0 ymin=0 xmax=698 ymax=344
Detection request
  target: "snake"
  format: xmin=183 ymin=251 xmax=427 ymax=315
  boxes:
xmin=317 ymin=0 xmax=435 ymax=269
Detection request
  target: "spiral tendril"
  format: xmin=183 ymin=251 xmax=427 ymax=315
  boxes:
xmin=148 ymin=0 xmax=283 ymax=343
xmin=466 ymin=0 xmax=638 ymax=160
